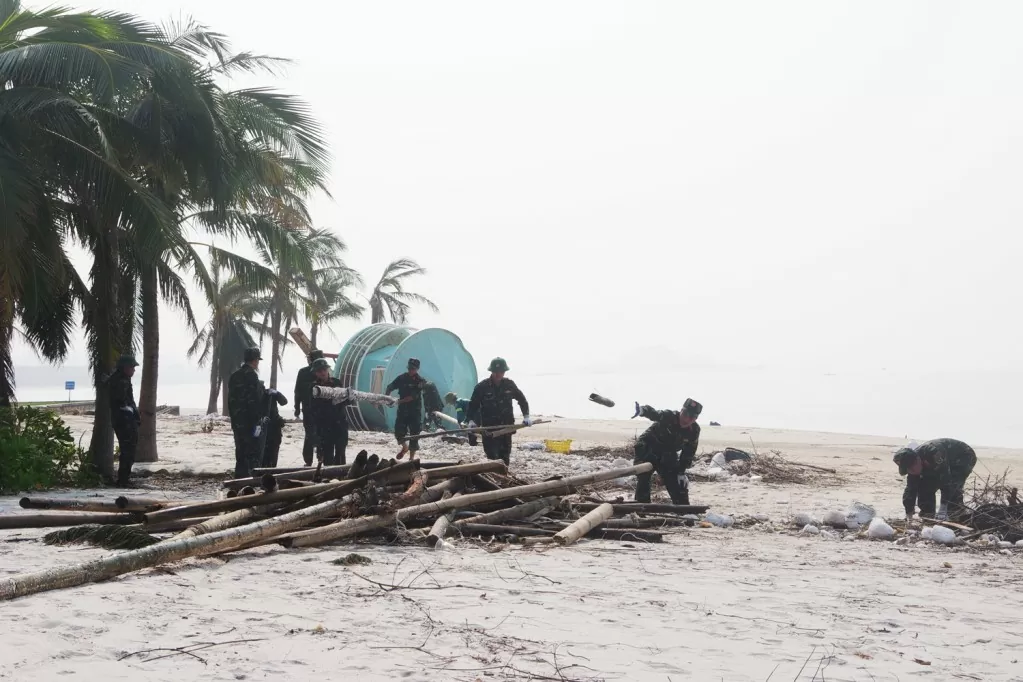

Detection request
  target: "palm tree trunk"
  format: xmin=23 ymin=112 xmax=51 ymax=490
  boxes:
xmin=269 ymin=298 xmax=282 ymax=389
xmin=309 ymin=319 xmax=318 ymax=350
xmin=136 ymin=265 xmax=159 ymax=462
xmin=221 ymin=379 xmax=229 ymax=417
xmin=87 ymin=230 xmax=118 ymax=480
xmin=0 ymin=297 xmax=14 ymax=406
xmin=206 ymin=356 xmax=220 ymax=415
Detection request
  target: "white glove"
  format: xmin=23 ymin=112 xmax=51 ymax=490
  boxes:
xmin=252 ymin=425 xmax=262 ymax=437
xmin=267 ymin=388 xmax=278 ymax=396
xmin=936 ymin=503 xmax=948 ymax=521
xmin=522 ymin=415 xmax=533 ymax=426
xmin=467 ymin=421 xmax=477 ymax=429
xmin=678 ymin=473 xmax=690 ymax=490
xmin=120 ymin=406 xmax=134 ymax=414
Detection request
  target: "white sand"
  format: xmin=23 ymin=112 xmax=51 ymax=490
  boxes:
xmin=2 ymin=415 xmax=1022 ymax=681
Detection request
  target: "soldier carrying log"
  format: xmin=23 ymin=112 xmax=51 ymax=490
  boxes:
xmin=467 ymin=357 xmax=531 ymax=466
xmin=309 ymin=358 xmax=351 ymax=465
xmin=385 ymin=358 xmax=428 ymax=458
xmin=227 ymin=347 xmax=266 ymax=478
xmin=631 ymin=398 xmax=703 ymax=505
xmin=293 ymin=349 xmax=325 ymax=466
xmin=259 ymin=381 xmax=288 ymax=468
xmin=894 ymin=438 xmax=977 ymax=521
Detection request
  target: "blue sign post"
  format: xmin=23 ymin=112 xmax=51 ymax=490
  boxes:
xmin=65 ymin=380 xmax=75 ymax=403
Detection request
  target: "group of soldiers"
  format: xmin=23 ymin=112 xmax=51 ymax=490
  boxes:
xmin=106 ymin=347 xmax=982 ymax=522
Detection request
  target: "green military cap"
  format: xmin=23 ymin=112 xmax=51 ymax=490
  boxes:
xmin=116 ymin=354 xmax=139 ymax=368
xmin=311 ymin=358 xmax=332 ymax=371
xmin=408 ymin=358 xmax=421 ymax=369
xmin=488 ymin=357 xmax=509 ymax=372
xmin=893 ymin=448 xmax=917 ymax=476
xmin=243 ymin=347 xmax=262 ymax=362
xmin=308 ymin=349 xmax=325 ymax=361
xmin=682 ymin=398 xmax=702 ymax=418
xmin=444 ymin=391 xmax=458 ymax=405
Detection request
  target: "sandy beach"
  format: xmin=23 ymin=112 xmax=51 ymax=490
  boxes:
xmin=2 ymin=415 xmax=1022 ymax=681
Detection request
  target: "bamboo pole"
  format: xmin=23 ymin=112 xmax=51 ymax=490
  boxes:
xmin=570 ymin=503 xmax=709 ymax=516
xmin=224 ymin=460 xmax=451 ymax=490
xmin=126 ymin=517 xmax=214 ymax=533
xmin=421 ymin=461 xmax=506 ymax=480
xmin=0 ymin=513 xmax=138 ymax=529
xmin=554 ymin=503 xmax=614 ymax=545
xmin=169 ymin=501 xmax=282 ymax=541
xmin=420 ymin=477 xmax=465 ymax=504
xmin=20 ymin=498 xmax=125 ymax=514
xmin=115 ymin=497 xmax=188 ymax=512
xmin=454 ymin=497 xmax=558 ymax=526
xmin=280 ymin=463 xmax=653 ymax=548
xmin=457 ymin=523 xmax=664 ymax=543
xmin=426 ymin=492 xmax=457 ymax=547
xmin=277 ymin=513 xmax=399 ymax=548
xmin=0 ymin=498 xmax=352 ymax=601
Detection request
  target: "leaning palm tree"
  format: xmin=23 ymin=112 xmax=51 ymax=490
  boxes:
xmin=304 ymin=266 xmax=364 ymax=349
xmin=368 ymin=259 xmax=439 ymax=325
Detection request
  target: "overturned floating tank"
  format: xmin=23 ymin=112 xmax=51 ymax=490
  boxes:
xmin=332 ymin=324 xmax=478 ymax=431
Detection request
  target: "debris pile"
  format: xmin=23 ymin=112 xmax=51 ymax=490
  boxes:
xmin=694 ymin=448 xmax=843 ymax=486
xmin=0 ymin=455 xmax=710 ymax=601
xmin=965 ymin=471 xmax=1023 ymax=543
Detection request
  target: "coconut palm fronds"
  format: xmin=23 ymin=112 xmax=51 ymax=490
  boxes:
xmin=43 ymin=525 xmax=161 ymax=551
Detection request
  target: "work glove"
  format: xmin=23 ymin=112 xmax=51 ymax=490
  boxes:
xmin=936 ymin=503 xmax=948 ymax=521
xmin=522 ymin=415 xmax=533 ymax=426
xmin=252 ymin=424 xmax=262 ymax=438
xmin=267 ymin=388 xmax=278 ymax=396
xmin=467 ymin=420 xmax=477 ymax=429
xmin=631 ymin=401 xmax=640 ymax=419
xmin=678 ymin=473 xmax=690 ymax=490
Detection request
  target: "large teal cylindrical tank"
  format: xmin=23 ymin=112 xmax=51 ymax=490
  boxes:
xmin=332 ymin=324 xmax=478 ymax=431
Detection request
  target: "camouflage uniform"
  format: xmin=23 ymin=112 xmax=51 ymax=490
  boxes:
xmin=259 ymin=382 xmax=289 ymax=469
xmin=895 ymin=438 xmax=977 ymax=518
xmin=310 ymin=376 xmax=352 ymax=465
xmin=294 ymin=354 xmax=322 ymax=466
xmin=467 ymin=376 xmax=529 ymax=466
xmin=228 ymin=360 xmax=265 ymax=478
xmin=386 ymin=370 xmax=428 ymax=454
xmin=107 ymin=356 xmax=140 ymax=486
xmin=633 ymin=399 xmax=703 ymax=505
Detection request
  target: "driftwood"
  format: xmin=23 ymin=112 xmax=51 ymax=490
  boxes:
xmin=420 ymin=477 xmax=465 ymax=504
xmin=570 ymin=502 xmax=709 ymax=516
xmin=455 ymin=497 xmax=558 ymax=526
xmin=0 ymin=513 xmax=139 ymax=529
xmin=458 ymin=523 xmax=664 ymax=543
xmin=554 ymin=503 xmax=614 ymax=545
xmin=169 ymin=502 xmax=282 ymax=541
xmin=0 ymin=498 xmax=353 ymax=601
xmin=20 ymin=498 xmax=125 ymax=514
xmin=115 ymin=497 xmax=186 ymax=512
xmin=426 ymin=492 xmax=458 ymax=547
xmin=422 ymin=461 xmax=507 ymax=480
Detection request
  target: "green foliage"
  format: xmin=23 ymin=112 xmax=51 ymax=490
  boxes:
xmin=332 ymin=552 xmax=372 ymax=566
xmin=43 ymin=525 xmax=160 ymax=550
xmin=0 ymin=406 xmax=99 ymax=492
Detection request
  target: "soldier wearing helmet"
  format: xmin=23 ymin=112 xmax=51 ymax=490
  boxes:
xmin=228 ymin=347 xmax=266 ymax=477
xmin=385 ymin=358 xmax=429 ymax=457
xmin=309 ymin=357 xmax=352 ymax=465
xmin=631 ymin=398 xmax=703 ymax=505
xmin=467 ymin=357 xmax=530 ymax=466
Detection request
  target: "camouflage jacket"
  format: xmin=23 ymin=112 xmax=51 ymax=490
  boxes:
xmin=309 ymin=377 xmax=350 ymax=432
xmin=293 ymin=365 xmax=316 ymax=417
xmin=467 ymin=378 xmax=529 ymax=427
xmin=107 ymin=369 xmax=138 ymax=424
xmin=916 ymin=438 xmax=977 ymax=482
xmin=635 ymin=405 xmax=701 ymax=469
xmin=453 ymin=398 xmax=471 ymax=425
xmin=386 ymin=372 xmax=428 ymax=414
xmin=228 ymin=364 xmax=263 ymax=431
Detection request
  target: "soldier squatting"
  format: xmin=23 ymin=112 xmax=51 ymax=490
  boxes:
xmin=112 ymin=343 xmax=977 ymax=516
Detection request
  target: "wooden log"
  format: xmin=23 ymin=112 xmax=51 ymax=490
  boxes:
xmin=458 ymin=523 xmax=663 ymax=543
xmin=591 ymin=517 xmax=690 ymax=529
xmin=20 ymin=498 xmax=124 ymax=514
xmin=431 ymin=411 xmax=460 ymax=428
xmin=305 ymin=459 xmax=419 ymax=506
xmin=571 ymin=502 xmax=709 ymax=516
xmin=420 ymin=477 xmax=465 ymax=504
xmin=401 ymin=421 xmax=549 ymax=443
xmin=424 ymin=461 xmax=506 ymax=480
xmin=458 ymin=523 xmax=553 ymax=538
xmin=363 ymin=454 xmax=380 ymax=475
xmin=225 ymin=460 xmax=452 ymax=490
xmin=278 ymin=463 xmax=653 ymax=548
xmin=127 ymin=517 xmax=214 ymax=533
xmin=0 ymin=513 xmax=139 ymax=530
xmin=277 ymin=513 xmax=399 ymax=548
xmin=169 ymin=502 xmax=281 ymax=541
xmin=554 ymin=503 xmax=614 ymax=545
xmin=454 ymin=497 xmax=559 ymax=526
xmin=426 ymin=492 xmax=457 ymax=547
xmin=145 ymin=460 xmax=420 ymax=525
xmin=115 ymin=497 xmax=187 ymax=512
xmin=0 ymin=497 xmax=353 ymax=601
xmin=388 ymin=470 xmax=428 ymax=509
xmin=347 ymin=451 xmax=368 ymax=479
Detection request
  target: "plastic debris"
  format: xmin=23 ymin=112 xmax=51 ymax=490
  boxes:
xmin=753 ymin=513 xmax=770 ymax=522
xmin=998 ymin=541 xmax=1014 ymax=549
xmin=930 ymin=526 xmax=956 ymax=544
xmin=801 ymin=524 xmax=820 ymax=535
xmin=921 ymin=527 xmax=934 ymax=540
xmin=704 ymin=512 xmax=734 ymax=528
xmin=793 ymin=512 xmax=818 ymax=526
xmin=846 ymin=502 xmax=875 ymax=526
xmin=823 ymin=511 xmax=847 ymax=527
xmin=710 ymin=452 xmax=728 ymax=469
xmin=749 ymin=475 xmax=763 ymax=483
xmin=867 ymin=518 xmax=894 ymax=539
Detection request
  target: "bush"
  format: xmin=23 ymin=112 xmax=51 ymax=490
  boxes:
xmin=0 ymin=406 xmax=99 ymax=493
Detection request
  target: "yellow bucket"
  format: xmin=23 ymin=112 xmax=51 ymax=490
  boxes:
xmin=544 ymin=439 xmax=573 ymax=454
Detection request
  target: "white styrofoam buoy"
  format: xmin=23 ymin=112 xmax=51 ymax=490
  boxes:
xmin=801 ymin=524 xmax=820 ymax=535
xmin=846 ymin=502 xmax=875 ymax=526
xmin=930 ymin=526 xmax=956 ymax=544
xmin=823 ymin=511 xmax=847 ymax=527
xmin=705 ymin=512 xmax=734 ymax=528
xmin=794 ymin=512 xmax=817 ymax=527
xmin=867 ymin=518 xmax=894 ymax=540
xmin=921 ymin=527 xmax=933 ymax=540
xmin=998 ymin=541 xmax=1014 ymax=549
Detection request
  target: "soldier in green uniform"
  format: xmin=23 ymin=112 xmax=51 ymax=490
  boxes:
xmin=108 ymin=354 xmax=140 ymax=486
xmin=309 ymin=358 xmax=352 ymax=465
xmin=631 ymin=398 xmax=703 ymax=505
xmin=294 ymin=349 xmax=324 ymax=466
xmin=386 ymin=358 xmax=428 ymax=457
xmin=228 ymin=347 xmax=266 ymax=477
xmin=422 ymin=381 xmax=445 ymax=430
xmin=444 ymin=391 xmax=477 ymax=446
xmin=259 ymin=381 xmax=289 ymax=468
xmin=467 ymin=358 xmax=530 ymax=466
xmin=894 ymin=438 xmax=977 ymax=520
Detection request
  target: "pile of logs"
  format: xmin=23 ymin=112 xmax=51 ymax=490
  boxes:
xmin=0 ymin=455 xmax=709 ymax=601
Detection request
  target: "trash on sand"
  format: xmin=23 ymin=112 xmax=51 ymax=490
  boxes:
xmin=704 ymin=512 xmax=734 ymax=528
xmin=801 ymin=524 xmax=820 ymax=535
xmin=930 ymin=526 xmax=956 ymax=544
xmin=867 ymin=518 xmax=894 ymax=539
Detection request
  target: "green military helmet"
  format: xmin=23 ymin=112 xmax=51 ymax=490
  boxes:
xmin=243 ymin=347 xmax=262 ymax=362
xmin=408 ymin=357 xmax=421 ymax=370
xmin=308 ymin=349 xmax=325 ymax=362
xmin=893 ymin=447 xmax=918 ymax=476
xmin=488 ymin=357 xmax=509 ymax=372
xmin=682 ymin=398 xmax=703 ymax=418
xmin=444 ymin=391 xmax=458 ymax=405
xmin=311 ymin=358 xmax=332 ymax=371
xmin=116 ymin=354 xmax=139 ymax=368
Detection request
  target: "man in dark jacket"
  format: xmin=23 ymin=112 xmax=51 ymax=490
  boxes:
xmin=108 ymin=354 xmax=140 ymax=486
xmin=260 ymin=381 xmax=289 ymax=468
xmin=444 ymin=391 xmax=477 ymax=446
xmin=894 ymin=438 xmax=977 ymax=521
xmin=294 ymin=349 xmax=324 ymax=465
xmin=631 ymin=398 xmax=703 ymax=505
xmin=422 ymin=381 xmax=445 ymax=430
xmin=228 ymin=347 xmax=265 ymax=477
xmin=309 ymin=358 xmax=351 ymax=465
xmin=386 ymin=358 xmax=428 ymax=457
xmin=467 ymin=357 xmax=530 ymax=466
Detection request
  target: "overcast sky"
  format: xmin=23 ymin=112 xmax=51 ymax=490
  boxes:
xmin=14 ymin=1 xmax=1023 ymax=391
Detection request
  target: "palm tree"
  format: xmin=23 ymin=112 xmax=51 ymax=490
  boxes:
xmin=188 ymin=264 xmax=266 ymax=415
xmin=368 ymin=259 xmax=439 ymax=325
xmin=305 ymin=266 xmax=364 ymax=349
